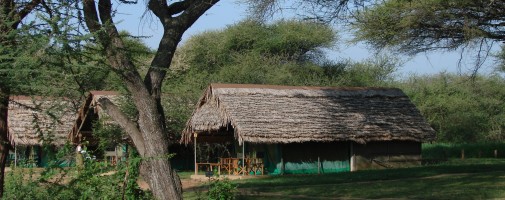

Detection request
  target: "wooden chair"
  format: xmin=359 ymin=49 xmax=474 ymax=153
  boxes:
xmin=220 ymin=158 xmax=232 ymax=175
xmin=231 ymin=159 xmax=241 ymax=175
xmin=252 ymin=158 xmax=264 ymax=175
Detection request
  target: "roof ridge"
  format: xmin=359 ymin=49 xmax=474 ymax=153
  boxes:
xmin=210 ymin=83 xmax=400 ymax=91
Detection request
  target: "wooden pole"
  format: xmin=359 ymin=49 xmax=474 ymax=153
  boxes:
xmin=280 ymin=144 xmax=284 ymax=175
xmin=14 ymin=145 xmax=16 ymax=168
xmin=461 ymin=149 xmax=465 ymax=160
xmin=494 ymin=149 xmax=498 ymax=158
xmin=280 ymin=157 xmax=284 ymax=175
xmin=242 ymin=142 xmax=245 ymax=175
xmin=318 ymin=156 xmax=321 ymax=174
xmin=194 ymin=133 xmax=197 ymax=175
xmin=350 ymin=142 xmax=355 ymax=172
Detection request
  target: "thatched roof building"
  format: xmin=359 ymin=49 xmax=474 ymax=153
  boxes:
xmin=8 ymin=96 xmax=77 ymax=146
xmin=68 ymin=91 xmax=122 ymax=145
xmin=183 ymin=83 xmax=435 ymax=144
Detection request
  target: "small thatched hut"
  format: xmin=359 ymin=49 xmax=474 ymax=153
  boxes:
xmin=68 ymin=91 xmax=127 ymax=164
xmin=183 ymin=83 xmax=436 ymax=174
xmin=68 ymin=91 xmax=193 ymax=168
xmin=8 ymin=96 xmax=77 ymax=167
xmin=68 ymin=91 xmax=121 ymax=145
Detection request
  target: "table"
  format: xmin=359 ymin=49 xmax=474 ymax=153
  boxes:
xmin=195 ymin=162 xmax=221 ymax=175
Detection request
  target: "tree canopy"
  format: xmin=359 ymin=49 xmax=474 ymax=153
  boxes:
xmin=352 ymin=0 xmax=505 ymax=56
xmin=401 ymin=73 xmax=505 ymax=143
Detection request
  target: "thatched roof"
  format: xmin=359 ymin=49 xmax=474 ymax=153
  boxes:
xmin=8 ymin=96 xmax=77 ymax=146
xmin=68 ymin=91 xmax=121 ymax=144
xmin=183 ymin=84 xmax=436 ymax=144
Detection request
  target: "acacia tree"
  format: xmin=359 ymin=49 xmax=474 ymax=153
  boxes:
xmin=246 ymin=0 xmax=370 ymax=22
xmin=351 ymin=0 xmax=505 ymax=72
xmin=250 ymin=0 xmax=505 ymax=74
xmin=81 ymin=0 xmax=218 ymax=199
xmin=0 ymin=0 xmax=43 ymax=197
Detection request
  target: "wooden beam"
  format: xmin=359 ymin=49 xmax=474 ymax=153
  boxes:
xmin=193 ymin=135 xmax=234 ymax=143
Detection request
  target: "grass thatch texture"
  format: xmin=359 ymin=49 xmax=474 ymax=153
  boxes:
xmin=8 ymin=96 xmax=77 ymax=146
xmin=184 ymin=84 xmax=435 ymax=144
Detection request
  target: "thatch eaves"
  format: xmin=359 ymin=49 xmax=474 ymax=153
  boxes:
xmin=183 ymin=83 xmax=436 ymax=144
xmin=8 ymin=96 xmax=77 ymax=146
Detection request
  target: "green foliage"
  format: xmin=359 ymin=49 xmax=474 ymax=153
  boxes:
xmin=422 ymin=143 xmax=505 ymax=159
xmin=341 ymin=55 xmax=400 ymax=87
xmin=92 ymin=120 xmax=125 ymax=153
xmin=400 ymin=73 xmax=505 ymax=143
xmin=4 ymin=145 xmax=153 ymax=200
xmin=352 ymin=0 xmax=504 ymax=55
xmin=207 ymin=179 xmax=237 ymax=200
xmin=4 ymin=168 xmax=50 ymax=200
xmin=174 ymin=20 xmax=336 ymax=72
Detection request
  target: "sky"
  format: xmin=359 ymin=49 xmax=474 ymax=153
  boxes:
xmin=114 ymin=1 xmax=498 ymax=77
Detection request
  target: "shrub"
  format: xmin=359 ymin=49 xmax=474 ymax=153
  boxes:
xmin=207 ymin=179 xmax=237 ymax=200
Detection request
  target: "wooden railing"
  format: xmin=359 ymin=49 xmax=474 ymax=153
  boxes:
xmin=196 ymin=157 xmax=264 ymax=176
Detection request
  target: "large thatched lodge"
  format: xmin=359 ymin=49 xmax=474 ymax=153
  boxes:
xmin=183 ymin=83 xmax=436 ymax=174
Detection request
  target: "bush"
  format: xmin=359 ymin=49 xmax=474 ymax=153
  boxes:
xmin=207 ymin=179 xmax=237 ymax=200
xmin=3 ymin=145 xmax=153 ymax=200
xmin=423 ymin=143 xmax=505 ymax=159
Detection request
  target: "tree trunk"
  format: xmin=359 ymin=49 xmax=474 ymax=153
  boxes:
xmin=81 ymin=1 xmax=218 ymax=199
xmin=0 ymin=88 xmax=10 ymax=198
xmin=133 ymin=91 xmax=182 ymax=199
xmin=141 ymin=153 xmax=182 ymax=199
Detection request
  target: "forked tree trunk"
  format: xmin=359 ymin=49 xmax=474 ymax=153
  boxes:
xmin=81 ymin=1 xmax=217 ymax=199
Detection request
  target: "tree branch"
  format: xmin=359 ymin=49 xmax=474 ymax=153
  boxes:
xmin=97 ymin=97 xmax=145 ymax=156
xmin=167 ymin=0 xmax=190 ymax=16
xmin=82 ymin=0 xmax=102 ymax=32
xmin=15 ymin=0 xmax=41 ymax=21
xmin=147 ymin=0 xmax=168 ymax=22
xmin=98 ymin=0 xmax=112 ymax=25
xmin=145 ymin=0 xmax=219 ymax=98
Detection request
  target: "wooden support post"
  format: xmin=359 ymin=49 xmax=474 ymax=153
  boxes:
xmin=461 ymin=149 xmax=465 ymax=160
xmin=280 ymin=157 xmax=284 ymax=175
xmin=495 ymin=149 xmax=498 ymax=158
xmin=194 ymin=133 xmax=198 ymax=175
xmin=14 ymin=145 xmax=17 ymax=168
xmin=350 ymin=142 xmax=356 ymax=172
xmin=280 ymin=144 xmax=284 ymax=175
xmin=242 ymin=142 xmax=245 ymax=175
xmin=318 ymin=156 xmax=321 ymax=174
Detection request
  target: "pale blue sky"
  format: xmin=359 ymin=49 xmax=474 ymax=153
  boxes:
xmin=115 ymin=1 xmax=496 ymax=77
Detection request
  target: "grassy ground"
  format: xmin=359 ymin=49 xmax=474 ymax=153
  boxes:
xmin=183 ymin=158 xmax=505 ymax=199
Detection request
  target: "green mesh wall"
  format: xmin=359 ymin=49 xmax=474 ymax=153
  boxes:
xmin=248 ymin=142 xmax=350 ymax=175
xmin=282 ymin=160 xmax=350 ymax=174
xmin=321 ymin=160 xmax=350 ymax=173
